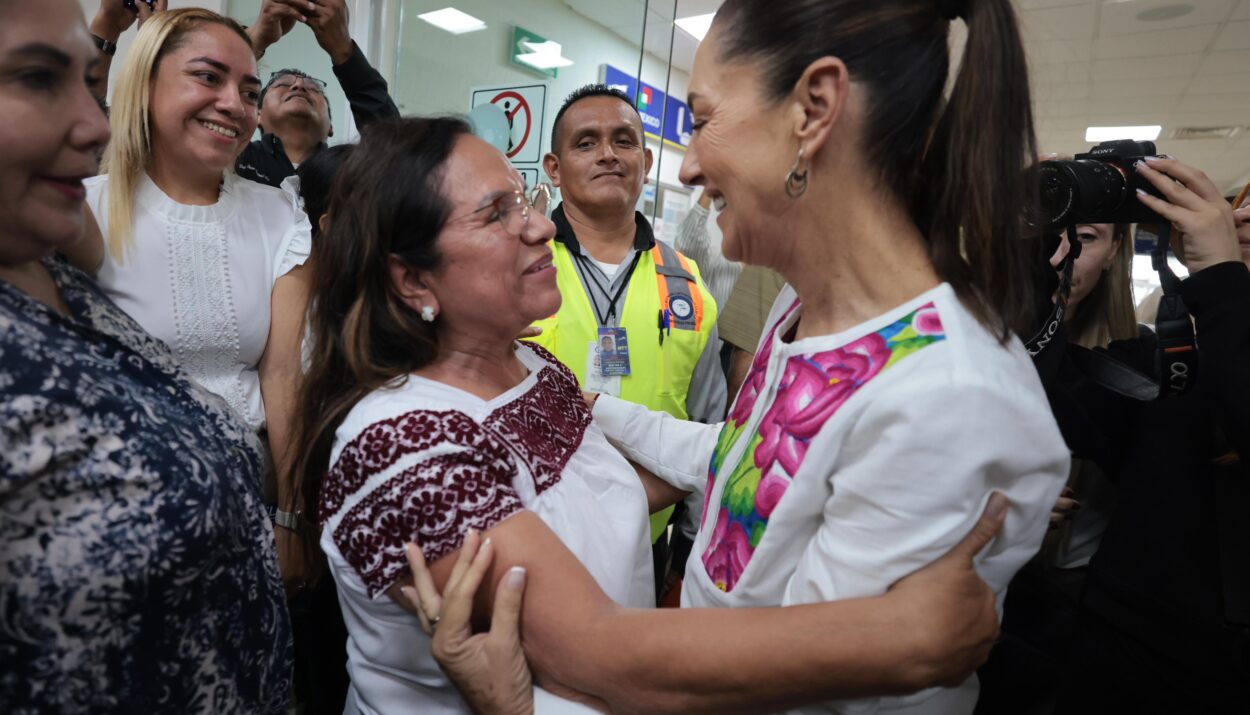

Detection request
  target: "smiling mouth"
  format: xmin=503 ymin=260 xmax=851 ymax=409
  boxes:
xmin=198 ymin=120 xmax=239 ymax=139
xmin=524 ymin=256 xmax=554 ymax=275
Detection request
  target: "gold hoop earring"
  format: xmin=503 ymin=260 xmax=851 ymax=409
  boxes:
xmin=785 ymin=148 xmax=809 ymax=199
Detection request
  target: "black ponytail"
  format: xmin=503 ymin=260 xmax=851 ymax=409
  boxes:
xmin=715 ymin=0 xmax=1039 ymax=340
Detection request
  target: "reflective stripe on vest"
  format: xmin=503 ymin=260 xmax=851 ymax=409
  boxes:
xmin=652 ymin=241 xmax=704 ymax=333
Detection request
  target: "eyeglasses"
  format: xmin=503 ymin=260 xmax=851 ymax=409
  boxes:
xmin=456 ymin=183 xmax=552 ymax=237
xmin=267 ymin=72 xmax=327 ymax=95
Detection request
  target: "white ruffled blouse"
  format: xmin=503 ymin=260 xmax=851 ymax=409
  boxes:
xmin=85 ymin=171 xmax=311 ymax=430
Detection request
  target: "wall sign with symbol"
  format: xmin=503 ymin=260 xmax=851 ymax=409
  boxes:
xmin=470 ymin=82 xmax=549 ymax=167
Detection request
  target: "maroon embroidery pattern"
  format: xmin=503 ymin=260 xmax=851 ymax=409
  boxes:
xmin=486 ymin=366 xmax=592 ymax=496
xmin=322 ymin=349 xmax=594 ymax=597
xmin=335 ymin=449 xmax=520 ymax=597
xmin=320 ymin=409 xmax=490 ymax=524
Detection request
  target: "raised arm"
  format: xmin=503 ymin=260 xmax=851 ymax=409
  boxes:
xmin=86 ymin=0 xmax=167 ymax=103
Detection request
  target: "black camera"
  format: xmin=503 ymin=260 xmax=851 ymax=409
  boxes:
xmin=1038 ymin=139 xmax=1166 ymax=230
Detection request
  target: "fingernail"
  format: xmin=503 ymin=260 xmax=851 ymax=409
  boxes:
xmin=467 ymin=528 xmax=477 ymax=537
xmin=1134 ymin=160 xmax=1146 ymax=171
xmin=1136 ymin=188 xmax=1149 ymax=197
xmin=482 ymin=537 xmax=492 ymax=548
xmin=1152 ymin=154 xmax=1174 ymax=160
xmin=507 ymin=566 xmax=526 ymax=587
xmin=986 ymin=492 xmax=1008 ymax=519
xmin=400 ymin=585 xmax=417 ymax=601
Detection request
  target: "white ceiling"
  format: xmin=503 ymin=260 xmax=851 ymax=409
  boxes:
xmin=571 ymin=0 xmax=1250 ymax=195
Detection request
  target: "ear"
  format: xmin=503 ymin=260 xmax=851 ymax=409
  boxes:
xmin=388 ymin=254 xmax=438 ymax=317
xmin=543 ymin=152 xmax=562 ymax=188
xmin=643 ymin=145 xmax=654 ymax=184
xmin=328 ymin=123 xmax=335 ymax=139
xmin=791 ymin=56 xmax=850 ymax=161
xmin=318 ymin=213 xmax=330 ymax=235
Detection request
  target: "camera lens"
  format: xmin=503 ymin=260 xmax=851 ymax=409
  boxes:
xmin=1038 ymin=160 xmax=1131 ymax=230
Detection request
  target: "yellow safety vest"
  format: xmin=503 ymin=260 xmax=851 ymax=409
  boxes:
xmin=529 ymin=238 xmax=718 ymax=542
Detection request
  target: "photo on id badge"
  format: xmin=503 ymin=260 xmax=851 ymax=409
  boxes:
xmin=586 ymin=327 xmax=630 ymax=395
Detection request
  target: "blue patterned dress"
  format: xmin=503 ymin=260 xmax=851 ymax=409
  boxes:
xmin=0 ymin=256 xmax=292 ymax=714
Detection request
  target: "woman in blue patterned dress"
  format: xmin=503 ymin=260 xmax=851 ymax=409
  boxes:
xmin=0 ymin=1 xmax=291 ymax=712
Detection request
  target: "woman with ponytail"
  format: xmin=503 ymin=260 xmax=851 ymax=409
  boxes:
xmin=408 ymin=0 xmax=1069 ymax=712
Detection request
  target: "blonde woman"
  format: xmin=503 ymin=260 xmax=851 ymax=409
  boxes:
xmin=1052 ymin=223 xmax=1137 ymax=348
xmin=74 ymin=9 xmax=311 ymax=585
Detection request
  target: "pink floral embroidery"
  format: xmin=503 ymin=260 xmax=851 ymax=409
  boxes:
xmin=701 ymin=302 xmax=946 ymax=593
xmin=703 ymin=510 xmax=753 ymax=592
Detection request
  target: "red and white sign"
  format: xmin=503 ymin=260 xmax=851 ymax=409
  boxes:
xmin=470 ymin=82 xmax=548 ymax=165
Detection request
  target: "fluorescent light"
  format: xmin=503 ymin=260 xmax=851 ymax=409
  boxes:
xmin=1085 ymin=125 xmax=1162 ymax=142
xmin=417 ymin=7 xmax=486 ymax=35
xmin=675 ymin=13 xmax=715 ymax=41
xmin=517 ymin=40 xmax=573 ymax=69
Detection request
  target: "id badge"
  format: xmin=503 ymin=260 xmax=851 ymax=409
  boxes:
xmin=585 ymin=340 xmax=622 ymax=396
xmin=596 ymin=327 xmax=631 ymax=376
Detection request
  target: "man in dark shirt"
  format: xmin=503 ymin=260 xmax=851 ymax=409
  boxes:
xmin=235 ymin=0 xmax=398 ymax=187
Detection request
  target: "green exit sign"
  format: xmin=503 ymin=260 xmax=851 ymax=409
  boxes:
xmin=510 ymin=25 xmax=570 ymax=79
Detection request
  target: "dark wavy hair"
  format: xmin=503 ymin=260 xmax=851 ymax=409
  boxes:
xmin=288 ymin=117 xmax=471 ymax=575
xmin=715 ymin=0 xmax=1040 ymax=340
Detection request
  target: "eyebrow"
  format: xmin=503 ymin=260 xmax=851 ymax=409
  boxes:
xmin=9 ymin=43 xmax=72 ymax=67
xmin=472 ymin=189 xmax=513 ymax=212
xmin=188 ymin=56 xmax=261 ymax=86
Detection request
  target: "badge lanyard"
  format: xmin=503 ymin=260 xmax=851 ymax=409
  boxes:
xmin=570 ymin=250 xmax=643 ymax=327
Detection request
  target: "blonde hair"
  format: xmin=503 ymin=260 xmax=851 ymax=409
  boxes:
xmin=1068 ymin=223 xmax=1137 ymax=348
xmin=100 ymin=8 xmax=252 ymax=261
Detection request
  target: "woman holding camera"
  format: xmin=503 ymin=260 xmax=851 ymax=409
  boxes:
xmin=1053 ymin=158 xmax=1250 ymax=712
xmin=977 ymin=219 xmax=1137 ymax=712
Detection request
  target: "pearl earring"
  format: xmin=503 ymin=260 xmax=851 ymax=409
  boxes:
xmin=421 ymin=306 xmax=436 ymax=322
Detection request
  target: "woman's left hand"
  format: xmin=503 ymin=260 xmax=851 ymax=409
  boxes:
xmin=401 ymin=532 xmax=534 ymax=715
xmin=1134 ymin=157 xmax=1241 ymax=273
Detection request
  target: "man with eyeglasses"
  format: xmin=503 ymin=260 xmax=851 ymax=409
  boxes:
xmin=235 ymin=0 xmax=398 ymax=187
xmin=530 ymin=84 xmax=726 ymax=603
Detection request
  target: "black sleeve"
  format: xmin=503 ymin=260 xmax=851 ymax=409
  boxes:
xmin=331 ymin=41 xmax=400 ymax=130
xmin=1180 ymin=260 xmax=1250 ymax=462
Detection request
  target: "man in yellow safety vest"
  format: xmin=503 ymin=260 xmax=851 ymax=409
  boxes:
xmin=530 ymin=84 xmax=727 ymax=599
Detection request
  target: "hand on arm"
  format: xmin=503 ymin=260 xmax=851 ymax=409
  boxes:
xmin=395 ymin=499 xmax=1010 ymax=714
xmin=400 ymin=531 xmax=535 ymax=715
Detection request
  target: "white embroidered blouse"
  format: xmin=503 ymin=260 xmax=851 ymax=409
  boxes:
xmin=85 ymin=172 xmax=311 ymax=430
xmin=319 ymin=343 xmax=653 ymax=715
xmin=595 ymin=283 xmax=1070 ymax=714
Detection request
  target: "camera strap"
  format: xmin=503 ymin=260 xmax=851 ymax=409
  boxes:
xmin=1150 ymin=223 xmax=1198 ymax=397
xmin=1025 ymin=224 xmax=1079 ymax=357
